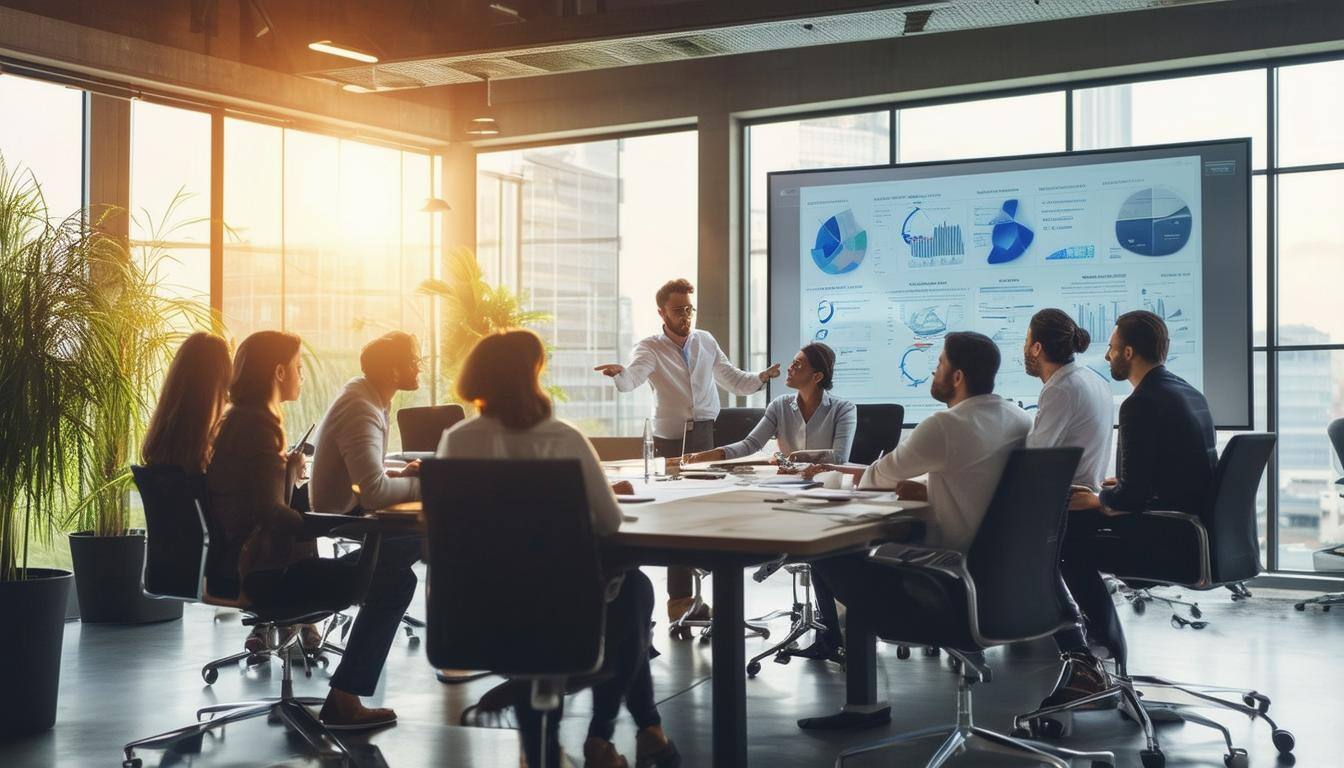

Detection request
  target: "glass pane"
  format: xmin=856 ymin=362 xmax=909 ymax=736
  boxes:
xmin=746 ymin=112 xmax=891 ymax=404
xmin=475 ymin=132 xmax=698 ymax=436
xmin=130 ymin=101 xmax=211 ymax=305
xmin=1277 ymin=59 xmax=1344 ymax=168
xmin=0 ymin=74 xmax=84 ymax=219
xmin=1275 ymin=349 xmax=1344 ymax=572
xmin=1253 ymin=175 xmax=1266 ymax=342
xmin=897 ymin=92 xmax=1065 ymax=163
xmin=222 ymin=118 xmax=283 ymax=339
xmin=1277 ymin=169 xmax=1344 ymax=344
xmin=1073 ymin=69 xmax=1267 ymax=170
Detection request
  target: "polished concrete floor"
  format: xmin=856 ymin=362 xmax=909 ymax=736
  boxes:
xmin=3 ymin=567 xmax=1339 ymax=768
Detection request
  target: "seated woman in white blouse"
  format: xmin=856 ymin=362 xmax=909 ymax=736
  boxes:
xmin=684 ymin=342 xmax=856 ymax=466
xmin=436 ymin=329 xmax=679 ymax=768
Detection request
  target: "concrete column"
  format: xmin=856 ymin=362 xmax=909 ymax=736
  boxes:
xmin=696 ymin=110 xmax=743 ymax=384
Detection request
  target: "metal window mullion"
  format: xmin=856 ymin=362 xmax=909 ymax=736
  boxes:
xmin=1265 ymin=65 xmax=1279 ymax=571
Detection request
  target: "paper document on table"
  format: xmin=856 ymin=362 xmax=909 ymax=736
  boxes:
xmin=770 ymin=500 xmax=915 ymax=521
xmin=794 ymin=489 xmax=894 ymax=502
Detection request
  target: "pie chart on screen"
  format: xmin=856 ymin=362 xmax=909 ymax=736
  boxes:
xmin=1115 ymin=186 xmax=1193 ymax=257
xmin=811 ymin=209 xmax=868 ymax=275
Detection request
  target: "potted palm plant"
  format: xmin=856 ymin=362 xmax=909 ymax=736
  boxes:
xmin=65 ymin=194 xmax=210 ymax=624
xmin=0 ymin=155 xmax=108 ymax=737
xmin=419 ymin=246 xmax=559 ymax=405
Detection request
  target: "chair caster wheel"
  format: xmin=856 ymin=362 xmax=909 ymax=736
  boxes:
xmin=699 ymin=633 xmax=711 ymax=646
xmin=747 ymin=661 xmax=761 ymax=677
xmin=1190 ymin=605 xmax=1203 ymax=619
xmin=896 ymin=645 xmax=910 ymax=660
xmin=946 ymin=656 xmax=961 ymax=672
xmin=1272 ymin=729 xmax=1296 ymax=754
xmin=1224 ymin=748 xmax=1249 ymax=768
xmin=922 ymin=647 xmax=940 ymax=657
xmin=408 ymin=634 xmax=421 ymax=647
xmin=1140 ymin=748 xmax=1165 ymax=768
xmin=1133 ymin=600 xmax=1147 ymax=615
xmin=202 ymin=667 xmax=218 ymax=685
xmin=124 ymin=758 xmax=142 ymax=768
xmin=1294 ymin=603 xmax=1305 ymax=611
xmin=1324 ymin=605 xmax=1332 ymax=612
xmin=669 ymin=626 xmax=691 ymax=640
xmin=1242 ymin=692 xmax=1270 ymax=714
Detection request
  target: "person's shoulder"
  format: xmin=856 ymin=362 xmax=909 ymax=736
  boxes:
xmin=546 ymin=418 xmax=589 ymax=440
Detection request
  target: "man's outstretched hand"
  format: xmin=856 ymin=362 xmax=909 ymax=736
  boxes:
xmin=594 ymin=364 xmax=625 ymax=377
xmin=758 ymin=363 xmax=781 ymax=383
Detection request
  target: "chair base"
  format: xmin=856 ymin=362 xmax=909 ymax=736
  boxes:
xmin=1294 ymin=592 xmax=1344 ymax=611
xmin=840 ymin=651 xmax=1114 ymax=768
xmin=747 ymin=564 xmax=837 ymax=676
xmin=669 ymin=571 xmax=769 ymax=643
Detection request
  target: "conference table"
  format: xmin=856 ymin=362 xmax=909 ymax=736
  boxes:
xmin=378 ymin=466 xmax=930 ymax=768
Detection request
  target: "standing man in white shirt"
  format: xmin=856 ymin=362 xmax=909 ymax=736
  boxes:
xmin=594 ymin=278 xmax=781 ymax=627
xmin=798 ymin=331 xmax=1032 ymax=731
xmin=1021 ymin=308 xmax=1118 ymax=710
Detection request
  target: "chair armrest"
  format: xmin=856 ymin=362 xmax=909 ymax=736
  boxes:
xmin=302 ymin=512 xmax=362 ymax=538
xmin=1140 ymin=509 xmax=1201 ymax=525
xmin=868 ymin=542 xmax=965 ymax=577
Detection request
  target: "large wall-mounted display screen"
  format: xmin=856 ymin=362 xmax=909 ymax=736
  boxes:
xmin=767 ymin=140 xmax=1252 ymax=427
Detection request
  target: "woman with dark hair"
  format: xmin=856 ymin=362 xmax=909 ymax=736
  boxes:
xmin=142 ymin=332 xmax=232 ymax=474
xmin=683 ymin=342 xmax=857 ymax=465
xmin=208 ymin=330 xmax=420 ymax=731
xmin=437 ymin=329 xmax=680 ymax=768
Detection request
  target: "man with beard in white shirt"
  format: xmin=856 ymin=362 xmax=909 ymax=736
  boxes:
xmin=595 ymin=278 xmax=781 ymax=630
xmin=1021 ymin=308 xmax=1117 ymax=711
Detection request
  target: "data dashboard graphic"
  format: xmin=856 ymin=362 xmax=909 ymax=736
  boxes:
xmin=987 ymin=199 xmax=1034 ymax=264
xmin=810 ymin=209 xmax=868 ymax=274
xmin=902 ymin=206 xmax=965 ymax=267
xmin=1115 ymin=186 xmax=1193 ymax=256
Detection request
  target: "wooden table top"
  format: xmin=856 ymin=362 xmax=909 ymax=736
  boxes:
xmin=376 ymin=474 xmax=930 ymax=558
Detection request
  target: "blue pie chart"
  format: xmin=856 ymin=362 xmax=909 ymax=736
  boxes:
xmin=1115 ymin=186 xmax=1193 ymax=257
xmin=811 ymin=209 xmax=868 ymax=275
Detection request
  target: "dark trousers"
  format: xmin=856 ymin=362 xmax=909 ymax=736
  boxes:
xmin=1056 ymin=510 xmax=1128 ymax=666
xmin=655 ymin=422 xmax=714 ymax=600
xmin=244 ymin=535 xmax=422 ymax=697
xmin=812 ymin=571 xmax=844 ymax=647
xmin=515 ymin=569 xmax=662 ymax=766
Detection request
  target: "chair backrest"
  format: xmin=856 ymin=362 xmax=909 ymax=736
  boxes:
xmin=1204 ymin=433 xmax=1276 ymax=584
xmin=1328 ymin=418 xmax=1344 ymax=475
xmin=965 ymin=447 xmax=1081 ymax=643
xmin=420 ymin=459 xmax=607 ymax=677
xmin=714 ymin=407 xmax=765 ymax=448
xmin=590 ymin=436 xmax=643 ymax=461
xmin=397 ymin=404 xmax=467 ymax=452
xmin=131 ymin=464 xmax=209 ymax=602
xmin=850 ymin=404 xmax=904 ymax=464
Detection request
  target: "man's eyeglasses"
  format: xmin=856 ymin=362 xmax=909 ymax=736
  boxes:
xmin=666 ymin=306 xmax=696 ymax=318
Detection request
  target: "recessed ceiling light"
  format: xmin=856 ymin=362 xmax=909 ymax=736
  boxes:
xmin=466 ymin=117 xmax=501 ymax=136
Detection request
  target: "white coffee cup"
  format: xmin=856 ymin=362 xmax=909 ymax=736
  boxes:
xmin=818 ymin=470 xmax=851 ymax=490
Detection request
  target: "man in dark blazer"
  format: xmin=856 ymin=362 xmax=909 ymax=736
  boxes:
xmin=1043 ymin=309 xmax=1216 ymax=708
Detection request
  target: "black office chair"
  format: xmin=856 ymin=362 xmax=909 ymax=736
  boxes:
xmin=713 ymin=406 xmax=765 ymax=448
xmin=421 ymin=458 xmax=613 ymax=767
xmin=122 ymin=465 xmax=385 ymax=768
xmin=397 ymin=403 xmax=466 ymax=453
xmin=831 ymin=447 xmax=1115 ymax=768
xmin=747 ymin=403 xmax=905 ymax=675
xmin=850 ymin=403 xmax=904 ymax=464
xmin=1296 ymin=417 xmax=1344 ymax=611
xmin=1016 ymin=434 xmax=1294 ymax=768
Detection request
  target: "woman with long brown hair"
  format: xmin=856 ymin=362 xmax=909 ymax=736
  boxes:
xmin=208 ymin=330 xmax=420 ymax=731
xmin=438 ymin=329 xmax=679 ymax=768
xmin=141 ymin=332 xmax=232 ymax=474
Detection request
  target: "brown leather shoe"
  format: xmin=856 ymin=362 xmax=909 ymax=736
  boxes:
xmin=635 ymin=725 xmax=681 ymax=768
xmin=319 ymin=694 xmax=397 ymax=731
xmin=582 ymin=737 xmax=630 ymax=768
xmin=666 ymin=598 xmax=711 ymax=639
xmin=1039 ymin=651 xmax=1117 ymax=710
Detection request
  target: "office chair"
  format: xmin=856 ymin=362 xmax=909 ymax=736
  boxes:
xmin=714 ymin=407 xmax=765 ymax=447
xmin=122 ymin=465 xmax=387 ymax=768
xmin=420 ymin=458 xmax=615 ymax=768
xmin=1296 ymin=417 xmax=1344 ymax=611
xmin=832 ymin=447 xmax=1115 ymax=768
xmin=1016 ymin=434 xmax=1294 ymax=768
xmin=746 ymin=404 xmax=905 ymax=674
xmin=396 ymin=403 xmax=467 ymax=453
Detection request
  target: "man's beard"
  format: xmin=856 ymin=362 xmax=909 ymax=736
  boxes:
xmin=1023 ymin=354 xmax=1041 ymax=378
xmin=1109 ymin=357 xmax=1130 ymax=382
xmin=930 ymin=376 xmax=953 ymax=404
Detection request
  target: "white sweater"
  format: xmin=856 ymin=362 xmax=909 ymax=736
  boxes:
xmin=309 ymin=377 xmax=420 ymax=513
xmin=436 ymin=415 xmax=623 ymax=536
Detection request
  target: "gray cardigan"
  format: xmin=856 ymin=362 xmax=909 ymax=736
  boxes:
xmin=721 ymin=392 xmax=857 ymax=462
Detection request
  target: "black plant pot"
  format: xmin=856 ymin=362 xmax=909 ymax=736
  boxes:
xmin=0 ymin=568 xmax=72 ymax=738
xmin=69 ymin=531 xmax=183 ymax=624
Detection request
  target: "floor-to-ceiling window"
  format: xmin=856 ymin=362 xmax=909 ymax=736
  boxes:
xmin=476 ymin=131 xmax=698 ymax=436
xmin=130 ymin=101 xmax=211 ymax=305
xmin=744 ymin=59 xmax=1344 ymax=575
xmin=221 ymin=119 xmax=434 ymax=448
xmin=0 ymin=73 xmax=84 ymax=217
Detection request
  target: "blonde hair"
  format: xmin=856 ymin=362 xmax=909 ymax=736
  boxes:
xmin=141 ymin=332 xmax=232 ymax=473
xmin=456 ymin=329 xmax=552 ymax=430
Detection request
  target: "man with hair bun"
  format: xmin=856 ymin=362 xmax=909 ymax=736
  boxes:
xmin=1021 ymin=308 xmax=1116 ymax=709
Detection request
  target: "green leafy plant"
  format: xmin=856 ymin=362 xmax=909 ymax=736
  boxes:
xmin=65 ymin=193 xmax=213 ymax=538
xmin=418 ymin=246 xmax=563 ymax=405
xmin=0 ymin=155 xmax=118 ymax=580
